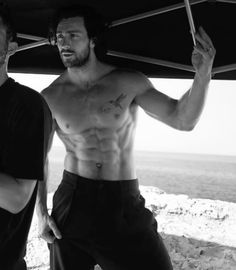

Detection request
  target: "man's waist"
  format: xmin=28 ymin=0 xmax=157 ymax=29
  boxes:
xmin=64 ymin=153 xmax=136 ymax=180
xmin=61 ymin=170 xmax=139 ymax=193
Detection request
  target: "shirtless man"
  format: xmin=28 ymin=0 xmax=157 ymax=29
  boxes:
xmin=37 ymin=6 xmax=215 ymax=270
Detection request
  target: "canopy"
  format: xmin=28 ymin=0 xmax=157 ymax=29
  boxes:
xmin=6 ymin=0 xmax=236 ymax=79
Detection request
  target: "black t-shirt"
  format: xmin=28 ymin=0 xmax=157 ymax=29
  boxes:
xmin=0 ymin=78 xmax=52 ymax=267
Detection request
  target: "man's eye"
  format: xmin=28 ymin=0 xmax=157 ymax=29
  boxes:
xmin=70 ymin=33 xmax=79 ymax=38
xmin=56 ymin=34 xmax=64 ymax=40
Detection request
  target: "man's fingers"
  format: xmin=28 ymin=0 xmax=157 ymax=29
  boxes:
xmin=196 ymin=26 xmax=215 ymax=54
xmin=48 ymin=217 xmax=62 ymax=239
xmin=192 ymin=46 xmax=209 ymax=59
xmin=38 ymin=215 xmax=62 ymax=243
xmin=193 ymin=30 xmax=216 ymax=60
xmin=199 ymin=27 xmax=214 ymax=48
xmin=195 ymin=33 xmax=210 ymax=51
xmin=43 ymin=232 xmax=56 ymax=244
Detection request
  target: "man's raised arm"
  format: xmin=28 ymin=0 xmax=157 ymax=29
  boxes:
xmin=135 ymin=27 xmax=216 ymax=131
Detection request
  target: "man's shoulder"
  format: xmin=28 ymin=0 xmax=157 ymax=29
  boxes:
xmin=108 ymin=68 xmax=152 ymax=93
xmin=110 ymin=68 xmax=150 ymax=84
xmin=11 ymin=79 xmax=44 ymax=106
xmin=109 ymin=67 xmax=144 ymax=78
xmin=41 ymin=74 xmax=66 ymax=97
xmin=6 ymin=79 xmax=47 ymax=120
xmin=11 ymin=78 xmax=39 ymax=95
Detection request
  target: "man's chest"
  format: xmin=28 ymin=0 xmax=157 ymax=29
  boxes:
xmin=50 ymin=85 xmax=135 ymax=133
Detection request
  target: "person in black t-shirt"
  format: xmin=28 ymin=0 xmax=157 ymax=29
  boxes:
xmin=0 ymin=5 xmax=52 ymax=270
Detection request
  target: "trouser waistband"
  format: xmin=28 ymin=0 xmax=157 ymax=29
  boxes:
xmin=61 ymin=170 xmax=139 ymax=195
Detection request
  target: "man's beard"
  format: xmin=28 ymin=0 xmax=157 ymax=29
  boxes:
xmin=61 ymin=45 xmax=90 ymax=68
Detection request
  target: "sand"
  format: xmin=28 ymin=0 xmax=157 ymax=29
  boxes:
xmin=25 ymin=186 xmax=236 ymax=270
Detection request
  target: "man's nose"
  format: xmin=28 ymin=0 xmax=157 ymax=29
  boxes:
xmin=60 ymin=36 xmax=71 ymax=47
xmin=61 ymin=43 xmax=70 ymax=50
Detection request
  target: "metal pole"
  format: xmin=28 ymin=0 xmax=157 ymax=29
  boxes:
xmin=17 ymin=39 xmax=50 ymax=52
xmin=215 ymin=0 xmax=236 ymax=3
xmin=17 ymin=33 xmax=45 ymax=41
xmin=212 ymin=63 xmax=236 ymax=75
xmin=107 ymin=50 xmax=195 ymax=72
xmin=110 ymin=0 xmax=207 ymax=27
xmin=184 ymin=0 xmax=196 ymax=46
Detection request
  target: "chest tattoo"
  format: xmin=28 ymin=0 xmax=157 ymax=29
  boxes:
xmin=101 ymin=93 xmax=127 ymax=114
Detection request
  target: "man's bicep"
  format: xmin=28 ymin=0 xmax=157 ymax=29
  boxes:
xmin=135 ymin=87 xmax=178 ymax=122
xmin=0 ymin=174 xmax=37 ymax=214
xmin=14 ymin=178 xmax=37 ymax=213
xmin=16 ymin=178 xmax=37 ymax=198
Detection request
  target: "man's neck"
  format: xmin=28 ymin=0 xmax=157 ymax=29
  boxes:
xmin=67 ymin=58 xmax=111 ymax=88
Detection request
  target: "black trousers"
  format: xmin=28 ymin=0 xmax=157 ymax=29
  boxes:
xmin=0 ymin=259 xmax=27 ymax=270
xmin=14 ymin=259 xmax=27 ymax=270
xmin=49 ymin=170 xmax=173 ymax=270
xmin=0 ymin=187 xmax=38 ymax=270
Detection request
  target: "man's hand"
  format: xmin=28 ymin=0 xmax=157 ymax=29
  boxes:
xmin=191 ymin=26 xmax=216 ymax=79
xmin=38 ymin=214 xmax=62 ymax=244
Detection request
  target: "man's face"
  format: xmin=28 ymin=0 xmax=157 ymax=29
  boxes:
xmin=0 ymin=19 xmax=8 ymax=67
xmin=56 ymin=16 xmax=93 ymax=68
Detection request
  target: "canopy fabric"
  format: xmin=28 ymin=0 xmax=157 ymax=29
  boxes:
xmin=5 ymin=0 xmax=236 ymax=79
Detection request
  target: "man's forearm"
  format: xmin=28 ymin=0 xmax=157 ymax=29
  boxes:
xmin=36 ymin=160 xmax=49 ymax=218
xmin=177 ymin=73 xmax=211 ymax=130
xmin=36 ymin=180 xmax=49 ymax=217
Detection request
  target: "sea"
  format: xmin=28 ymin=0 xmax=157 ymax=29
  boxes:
xmin=48 ymin=146 xmax=236 ymax=203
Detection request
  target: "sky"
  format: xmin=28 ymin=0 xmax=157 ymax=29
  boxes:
xmin=9 ymin=73 xmax=236 ymax=156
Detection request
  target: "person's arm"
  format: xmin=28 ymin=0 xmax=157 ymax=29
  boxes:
xmin=0 ymin=92 xmax=46 ymax=214
xmin=36 ymin=156 xmax=50 ymax=222
xmin=0 ymin=174 xmax=36 ymax=214
xmin=36 ymin=93 xmax=54 ymax=222
xmin=135 ymin=27 xmax=216 ymax=131
xmin=36 ymin=119 xmax=62 ymax=243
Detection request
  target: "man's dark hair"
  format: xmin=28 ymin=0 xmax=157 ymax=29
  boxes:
xmin=49 ymin=5 xmax=109 ymax=59
xmin=0 ymin=3 xmax=17 ymax=42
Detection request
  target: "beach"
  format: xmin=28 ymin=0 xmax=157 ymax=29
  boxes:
xmin=25 ymin=149 xmax=236 ymax=269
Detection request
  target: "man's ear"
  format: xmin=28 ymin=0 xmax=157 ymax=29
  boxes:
xmin=7 ymin=41 xmax=18 ymax=57
xmin=90 ymin=38 xmax=96 ymax=49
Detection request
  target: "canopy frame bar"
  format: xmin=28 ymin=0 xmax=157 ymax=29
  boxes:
xmin=110 ymin=0 xmax=207 ymax=27
xmin=16 ymin=33 xmax=49 ymax=52
xmin=17 ymin=39 xmax=49 ymax=52
xmin=107 ymin=50 xmax=195 ymax=72
xmin=212 ymin=64 xmax=236 ymax=75
xmin=215 ymin=0 xmax=236 ymax=3
xmin=108 ymin=50 xmax=236 ymax=75
xmin=17 ymin=33 xmax=44 ymax=41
